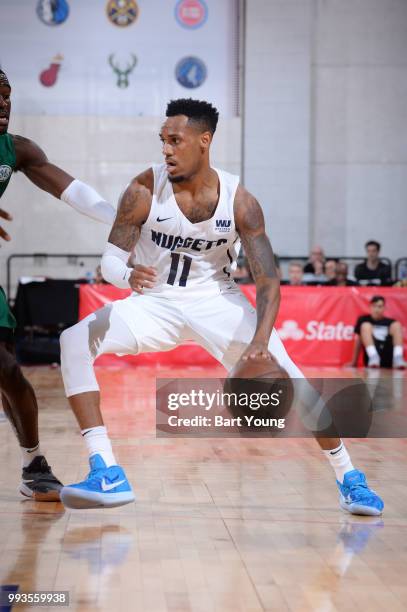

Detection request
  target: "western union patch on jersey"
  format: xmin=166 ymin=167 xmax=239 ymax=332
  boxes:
xmin=215 ymin=219 xmax=232 ymax=232
xmin=0 ymin=165 xmax=12 ymax=182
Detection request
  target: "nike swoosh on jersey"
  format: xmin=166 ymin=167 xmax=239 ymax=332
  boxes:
xmin=101 ymin=478 xmax=126 ymax=492
xmin=156 ymin=216 xmax=173 ymax=222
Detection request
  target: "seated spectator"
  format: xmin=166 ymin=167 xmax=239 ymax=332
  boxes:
xmin=396 ymin=260 xmax=407 ymax=282
xmin=354 ymin=240 xmax=392 ymax=286
xmin=327 ymin=261 xmax=357 ymax=286
xmin=303 ymin=258 xmax=336 ymax=285
xmin=288 ymin=261 xmax=304 ymax=286
xmin=349 ymin=295 xmax=406 ymax=368
xmin=304 ymin=245 xmax=325 ymax=274
xmin=324 ymin=259 xmax=338 ymax=282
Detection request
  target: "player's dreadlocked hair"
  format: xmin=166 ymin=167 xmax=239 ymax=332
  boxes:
xmin=166 ymin=98 xmax=219 ymax=134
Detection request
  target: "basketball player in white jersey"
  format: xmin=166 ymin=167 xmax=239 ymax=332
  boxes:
xmin=59 ymin=99 xmax=383 ymax=515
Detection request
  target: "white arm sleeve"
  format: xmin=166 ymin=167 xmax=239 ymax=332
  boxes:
xmin=101 ymin=242 xmax=132 ymax=289
xmin=60 ymin=179 xmax=116 ymax=225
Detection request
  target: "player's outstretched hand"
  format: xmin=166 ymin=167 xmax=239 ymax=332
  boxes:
xmin=128 ymin=264 xmax=157 ymax=294
xmin=241 ymin=341 xmax=272 ymax=361
xmin=0 ymin=208 xmax=13 ymax=242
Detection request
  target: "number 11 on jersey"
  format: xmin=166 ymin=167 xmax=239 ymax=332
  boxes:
xmin=167 ymin=253 xmax=192 ymax=286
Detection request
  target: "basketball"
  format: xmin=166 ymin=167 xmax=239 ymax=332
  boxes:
xmin=229 ymin=353 xmax=289 ymax=380
xmin=224 ymin=355 xmax=294 ymax=433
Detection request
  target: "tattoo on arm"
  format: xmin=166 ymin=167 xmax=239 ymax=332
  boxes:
xmin=242 ymin=233 xmax=278 ymax=280
xmin=108 ymin=183 xmax=148 ymax=251
xmin=235 ymin=187 xmax=280 ymax=341
xmin=237 ymin=194 xmax=278 ymax=281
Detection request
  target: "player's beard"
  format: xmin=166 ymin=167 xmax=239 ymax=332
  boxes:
xmin=168 ymin=174 xmax=186 ymax=184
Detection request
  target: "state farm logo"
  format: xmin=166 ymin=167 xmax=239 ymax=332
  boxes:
xmin=278 ymin=320 xmax=354 ymax=341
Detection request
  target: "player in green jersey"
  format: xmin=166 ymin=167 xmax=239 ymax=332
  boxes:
xmin=0 ymin=68 xmax=116 ymax=501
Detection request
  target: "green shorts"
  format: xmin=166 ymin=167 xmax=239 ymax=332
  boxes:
xmin=0 ymin=286 xmax=16 ymax=341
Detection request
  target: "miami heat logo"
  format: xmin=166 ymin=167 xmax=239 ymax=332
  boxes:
xmin=106 ymin=0 xmax=139 ymax=27
xmin=39 ymin=54 xmax=63 ymax=87
xmin=36 ymin=0 xmax=70 ymax=26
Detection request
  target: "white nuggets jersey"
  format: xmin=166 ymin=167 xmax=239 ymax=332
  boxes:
xmin=134 ymin=163 xmax=241 ymax=297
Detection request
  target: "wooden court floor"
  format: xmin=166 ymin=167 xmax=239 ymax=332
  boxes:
xmin=0 ymin=365 xmax=406 ymax=612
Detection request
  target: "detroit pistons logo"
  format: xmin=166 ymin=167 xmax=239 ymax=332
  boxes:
xmin=0 ymin=165 xmax=12 ymax=182
xmin=175 ymin=0 xmax=208 ymax=29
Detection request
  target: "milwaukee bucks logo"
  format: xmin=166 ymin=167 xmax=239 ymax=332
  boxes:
xmin=108 ymin=54 xmax=137 ymax=88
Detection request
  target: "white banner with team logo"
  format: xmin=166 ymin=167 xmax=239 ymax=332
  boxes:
xmin=0 ymin=0 xmax=239 ymax=117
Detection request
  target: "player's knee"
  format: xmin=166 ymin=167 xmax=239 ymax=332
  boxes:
xmin=60 ymin=326 xmax=73 ymax=359
xmin=60 ymin=325 xmax=89 ymax=364
xmin=390 ymin=320 xmax=402 ymax=333
xmin=360 ymin=322 xmax=373 ymax=333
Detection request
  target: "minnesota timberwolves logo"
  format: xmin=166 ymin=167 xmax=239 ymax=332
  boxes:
xmin=36 ymin=0 xmax=70 ymax=26
xmin=0 ymin=165 xmax=12 ymax=182
xmin=106 ymin=0 xmax=139 ymax=27
xmin=175 ymin=57 xmax=207 ymax=89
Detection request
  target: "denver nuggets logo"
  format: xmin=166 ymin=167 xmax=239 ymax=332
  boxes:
xmin=36 ymin=0 xmax=70 ymax=26
xmin=106 ymin=0 xmax=139 ymax=27
xmin=0 ymin=165 xmax=12 ymax=182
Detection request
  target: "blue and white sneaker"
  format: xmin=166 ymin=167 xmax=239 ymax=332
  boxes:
xmin=337 ymin=469 xmax=384 ymax=516
xmin=60 ymin=454 xmax=135 ymax=510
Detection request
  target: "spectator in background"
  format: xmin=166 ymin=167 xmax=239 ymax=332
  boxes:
xmin=324 ymin=259 xmax=338 ymax=283
xmin=288 ymin=261 xmax=304 ymax=286
xmin=304 ymin=245 xmax=325 ymax=275
xmin=327 ymin=262 xmax=357 ymax=286
xmin=354 ymin=240 xmax=392 ymax=286
xmin=349 ymin=295 xmax=406 ymax=368
xmin=303 ymin=257 xmax=336 ymax=285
